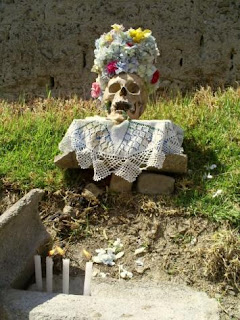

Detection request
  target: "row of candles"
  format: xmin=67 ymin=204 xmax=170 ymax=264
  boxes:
xmin=34 ymin=255 xmax=93 ymax=295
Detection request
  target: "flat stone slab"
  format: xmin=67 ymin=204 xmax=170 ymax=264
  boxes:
xmin=0 ymin=189 xmax=51 ymax=289
xmin=54 ymin=152 xmax=188 ymax=174
xmin=0 ymin=280 xmax=219 ymax=320
xmin=137 ymin=173 xmax=175 ymax=195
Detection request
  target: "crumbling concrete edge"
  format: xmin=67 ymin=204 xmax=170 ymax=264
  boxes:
xmin=0 ymin=189 xmax=52 ymax=289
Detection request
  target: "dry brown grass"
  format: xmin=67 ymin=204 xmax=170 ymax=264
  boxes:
xmin=199 ymin=227 xmax=240 ymax=291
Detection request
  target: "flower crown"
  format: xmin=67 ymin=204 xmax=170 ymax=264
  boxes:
xmin=91 ymin=24 xmax=160 ymax=99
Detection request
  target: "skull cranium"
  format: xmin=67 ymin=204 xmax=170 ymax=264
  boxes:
xmin=102 ymin=73 xmax=148 ymax=124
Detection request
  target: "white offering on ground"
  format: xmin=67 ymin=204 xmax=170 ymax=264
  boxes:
xmin=34 ymin=255 xmax=43 ymax=291
xmin=46 ymin=256 xmax=53 ymax=293
xmin=83 ymin=262 xmax=93 ymax=296
xmin=62 ymin=258 xmax=70 ymax=294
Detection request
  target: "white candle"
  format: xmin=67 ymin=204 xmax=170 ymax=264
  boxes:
xmin=62 ymin=258 xmax=70 ymax=294
xmin=46 ymin=256 xmax=53 ymax=293
xmin=34 ymin=255 xmax=43 ymax=291
xmin=83 ymin=261 xmax=93 ymax=296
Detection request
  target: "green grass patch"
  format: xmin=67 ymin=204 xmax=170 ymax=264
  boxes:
xmin=1 ymin=88 xmax=240 ymax=225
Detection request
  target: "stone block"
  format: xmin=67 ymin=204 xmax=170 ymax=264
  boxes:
xmin=54 ymin=151 xmax=188 ymax=174
xmin=0 ymin=280 xmax=219 ymax=319
xmin=137 ymin=173 xmax=175 ymax=195
xmin=54 ymin=151 xmax=79 ymax=169
xmin=110 ymin=174 xmax=133 ymax=193
xmin=0 ymin=189 xmax=51 ymax=289
xmin=159 ymin=154 xmax=188 ymax=173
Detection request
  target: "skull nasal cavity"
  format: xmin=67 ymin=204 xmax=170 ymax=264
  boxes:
xmin=120 ymin=87 xmax=127 ymax=96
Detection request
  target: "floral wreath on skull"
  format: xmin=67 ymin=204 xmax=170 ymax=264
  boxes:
xmin=91 ymin=24 xmax=160 ymax=100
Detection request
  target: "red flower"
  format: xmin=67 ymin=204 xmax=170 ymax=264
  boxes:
xmin=126 ymin=42 xmax=133 ymax=47
xmin=107 ymin=61 xmax=118 ymax=75
xmin=151 ymin=70 xmax=160 ymax=84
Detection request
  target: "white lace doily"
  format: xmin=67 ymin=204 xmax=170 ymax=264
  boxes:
xmin=59 ymin=116 xmax=184 ymax=182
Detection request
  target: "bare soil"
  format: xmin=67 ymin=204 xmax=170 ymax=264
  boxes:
xmin=1 ymin=178 xmax=239 ymax=319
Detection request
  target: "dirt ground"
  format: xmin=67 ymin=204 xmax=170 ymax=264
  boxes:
xmin=0 ymin=175 xmax=239 ymax=319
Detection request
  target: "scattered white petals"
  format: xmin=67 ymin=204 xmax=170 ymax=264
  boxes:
xmin=115 ymin=251 xmax=124 ymax=260
xmin=99 ymin=272 xmax=107 ymax=278
xmin=209 ymin=164 xmax=217 ymax=170
xmin=206 ymin=164 xmax=217 ymax=170
xmin=119 ymin=265 xmax=133 ymax=279
xmin=134 ymin=247 xmax=146 ymax=255
xmin=212 ymin=189 xmax=223 ymax=198
xmin=113 ymin=238 xmax=123 ymax=250
xmin=92 ymin=239 xmax=124 ymax=266
xmin=190 ymin=237 xmax=197 ymax=246
xmin=135 ymin=259 xmax=144 ymax=267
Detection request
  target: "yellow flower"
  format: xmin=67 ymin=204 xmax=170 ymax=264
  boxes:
xmin=48 ymin=246 xmax=65 ymax=256
xmin=129 ymin=28 xmax=152 ymax=43
xmin=49 ymin=249 xmax=55 ymax=256
xmin=105 ymin=33 xmax=113 ymax=42
xmin=111 ymin=24 xmax=124 ymax=32
xmin=56 ymin=246 xmax=65 ymax=256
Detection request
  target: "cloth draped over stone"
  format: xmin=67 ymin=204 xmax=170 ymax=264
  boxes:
xmin=59 ymin=116 xmax=184 ymax=182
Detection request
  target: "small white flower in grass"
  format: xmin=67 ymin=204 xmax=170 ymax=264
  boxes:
xmin=207 ymin=173 xmax=213 ymax=179
xmin=212 ymin=189 xmax=223 ymax=198
xmin=209 ymin=164 xmax=217 ymax=170
xmin=205 ymin=164 xmax=217 ymax=170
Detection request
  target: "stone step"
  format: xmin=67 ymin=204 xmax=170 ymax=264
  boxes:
xmin=54 ymin=151 xmax=188 ymax=174
xmin=0 ymin=280 xmax=219 ymax=320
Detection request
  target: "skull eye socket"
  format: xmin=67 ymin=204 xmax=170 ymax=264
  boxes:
xmin=108 ymin=82 xmax=121 ymax=93
xmin=126 ymin=82 xmax=140 ymax=94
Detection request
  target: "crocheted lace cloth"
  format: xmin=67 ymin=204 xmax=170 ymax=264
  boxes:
xmin=59 ymin=116 xmax=184 ymax=182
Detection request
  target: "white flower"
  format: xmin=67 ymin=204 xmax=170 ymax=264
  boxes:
xmin=212 ymin=189 xmax=223 ymax=198
xmin=207 ymin=173 xmax=213 ymax=179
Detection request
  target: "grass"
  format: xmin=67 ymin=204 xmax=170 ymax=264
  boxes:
xmin=0 ymin=87 xmax=240 ymax=225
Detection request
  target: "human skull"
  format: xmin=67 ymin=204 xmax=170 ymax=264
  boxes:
xmin=102 ymin=73 xmax=148 ymax=124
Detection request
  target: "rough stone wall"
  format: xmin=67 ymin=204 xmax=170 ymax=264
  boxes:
xmin=0 ymin=0 xmax=240 ymax=100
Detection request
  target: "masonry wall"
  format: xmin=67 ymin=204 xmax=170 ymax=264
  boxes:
xmin=0 ymin=0 xmax=240 ymax=99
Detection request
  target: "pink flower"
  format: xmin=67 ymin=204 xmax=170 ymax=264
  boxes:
xmin=107 ymin=61 xmax=118 ymax=75
xmin=91 ymin=82 xmax=101 ymax=98
xmin=151 ymin=70 xmax=160 ymax=84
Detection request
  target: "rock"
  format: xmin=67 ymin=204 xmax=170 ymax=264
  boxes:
xmin=81 ymin=183 xmax=103 ymax=203
xmin=84 ymin=183 xmax=103 ymax=198
xmin=158 ymin=154 xmax=188 ymax=174
xmin=54 ymin=151 xmax=79 ymax=169
xmin=137 ymin=173 xmax=175 ymax=195
xmin=0 ymin=189 xmax=51 ymax=289
xmin=109 ymin=174 xmax=133 ymax=193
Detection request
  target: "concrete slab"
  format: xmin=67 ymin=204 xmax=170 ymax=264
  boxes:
xmin=0 ymin=189 xmax=51 ymax=289
xmin=0 ymin=280 xmax=219 ymax=320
